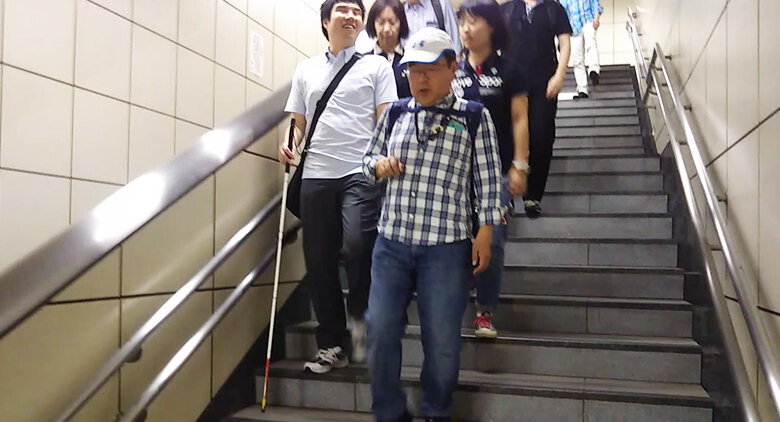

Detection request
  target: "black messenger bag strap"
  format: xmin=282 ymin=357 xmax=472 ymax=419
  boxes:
xmin=431 ymin=0 xmax=446 ymax=31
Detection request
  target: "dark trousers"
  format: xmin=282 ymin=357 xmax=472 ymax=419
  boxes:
xmin=524 ymin=83 xmax=559 ymax=202
xmin=300 ymin=173 xmax=382 ymax=349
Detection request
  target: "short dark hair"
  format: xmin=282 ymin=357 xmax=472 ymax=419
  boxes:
xmin=443 ymin=51 xmax=457 ymax=66
xmin=320 ymin=0 xmax=366 ymax=40
xmin=456 ymin=0 xmax=510 ymax=52
xmin=365 ymin=0 xmax=410 ymax=40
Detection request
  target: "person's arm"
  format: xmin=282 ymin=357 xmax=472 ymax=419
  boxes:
xmin=592 ymin=0 xmax=603 ymax=29
xmin=507 ymin=94 xmax=529 ymax=196
xmin=471 ymin=108 xmax=503 ymax=274
xmin=376 ymin=103 xmax=389 ymax=120
xmin=441 ymin=0 xmax=463 ymax=53
xmin=280 ymin=64 xmax=307 ymax=164
xmin=363 ymin=106 xmax=404 ymax=181
xmin=547 ymin=33 xmax=571 ymax=99
xmin=278 ymin=113 xmax=306 ymax=164
xmin=374 ymin=59 xmax=399 ymax=121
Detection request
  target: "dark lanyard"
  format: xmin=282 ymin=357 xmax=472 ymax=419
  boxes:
xmin=413 ymin=101 xmax=456 ymax=144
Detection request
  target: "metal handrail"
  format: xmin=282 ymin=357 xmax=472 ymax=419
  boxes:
xmin=119 ymin=223 xmax=301 ymax=422
xmin=54 ymin=193 xmax=283 ymax=422
xmin=627 ymin=7 xmax=780 ymax=420
xmin=0 ymin=83 xmax=292 ymax=340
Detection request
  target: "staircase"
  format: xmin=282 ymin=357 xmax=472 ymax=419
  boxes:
xmin=226 ymin=65 xmax=714 ymax=421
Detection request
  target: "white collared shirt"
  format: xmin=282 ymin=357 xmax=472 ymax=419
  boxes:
xmin=285 ymin=46 xmax=398 ymax=179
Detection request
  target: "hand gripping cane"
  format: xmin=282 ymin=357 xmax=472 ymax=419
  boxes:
xmin=261 ymin=117 xmax=296 ymax=412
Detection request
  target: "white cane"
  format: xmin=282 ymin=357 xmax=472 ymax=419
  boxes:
xmin=261 ymin=117 xmax=296 ymax=412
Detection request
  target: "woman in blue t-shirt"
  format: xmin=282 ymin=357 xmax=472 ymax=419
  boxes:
xmin=454 ymin=0 xmax=530 ymax=339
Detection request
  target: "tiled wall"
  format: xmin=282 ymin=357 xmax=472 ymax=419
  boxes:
xmin=0 ymin=0 xmax=322 ymax=421
xmin=629 ymin=0 xmax=780 ymax=419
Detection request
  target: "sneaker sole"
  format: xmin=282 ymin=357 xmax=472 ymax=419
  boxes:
xmin=474 ymin=328 xmax=499 ymax=339
xmin=303 ymin=358 xmax=349 ymax=373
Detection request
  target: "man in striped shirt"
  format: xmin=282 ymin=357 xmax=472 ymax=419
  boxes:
xmin=362 ymin=27 xmax=503 ymax=422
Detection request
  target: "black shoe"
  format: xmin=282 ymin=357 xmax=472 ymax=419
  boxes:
xmin=589 ymin=70 xmax=600 ymax=86
xmin=398 ymin=410 xmax=413 ymax=422
xmin=524 ymin=200 xmax=542 ymax=218
xmin=573 ymin=91 xmax=589 ymax=100
xmin=424 ymin=418 xmax=451 ymax=422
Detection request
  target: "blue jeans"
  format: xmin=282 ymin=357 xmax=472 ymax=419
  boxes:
xmin=474 ymin=178 xmax=512 ymax=312
xmin=367 ymin=236 xmax=472 ymax=421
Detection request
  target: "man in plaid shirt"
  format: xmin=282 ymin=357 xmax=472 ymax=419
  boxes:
xmin=362 ymin=27 xmax=503 ymax=422
xmin=560 ymin=0 xmax=604 ymax=98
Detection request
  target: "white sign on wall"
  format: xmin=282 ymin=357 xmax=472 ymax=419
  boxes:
xmin=249 ymin=31 xmax=265 ymax=79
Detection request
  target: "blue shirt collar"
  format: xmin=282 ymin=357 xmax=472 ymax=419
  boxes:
xmin=325 ymin=45 xmax=358 ymax=63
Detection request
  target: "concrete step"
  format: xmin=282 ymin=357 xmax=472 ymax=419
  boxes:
xmin=557 ymin=125 xmax=641 ymax=137
xmin=549 ymin=156 xmax=659 ymax=173
xmin=527 ymin=193 xmax=668 ymax=214
xmin=504 ymin=238 xmax=678 ymax=268
xmin=559 ymin=98 xmax=637 ymax=109
xmin=285 ymin=323 xmax=701 ymax=383
xmin=553 ymin=147 xmax=647 ymax=157
xmin=546 ymin=173 xmax=663 ymax=193
xmin=563 ymin=84 xmax=635 ymax=93
xmin=561 ymin=91 xmax=635 ymax=100
xmin=508 ymin=215 xmax=672 ymax=240
xmin=556 ymin=115 xmax=640 ymax=127
xmin=261 ymin=363 xmax=711 ymax=422
xmin=557 ymin=107 xmax=638 ymax=118
xmin=502 ymin=265 xmax=684 ymax=299
xmin=555 ymin=136 xmax=644 ymax=149
xmin=226 ymin=406 xmax=379 ymax=422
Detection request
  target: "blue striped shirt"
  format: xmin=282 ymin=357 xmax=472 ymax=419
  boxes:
xmin=559 ymin=0 xmax=603 ymax=36
xmin=363 ymin=95 xmax=503 ymax=246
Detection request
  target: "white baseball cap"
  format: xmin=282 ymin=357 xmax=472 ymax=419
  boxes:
xmin=399 ymin=27 xmax=455 ymax=66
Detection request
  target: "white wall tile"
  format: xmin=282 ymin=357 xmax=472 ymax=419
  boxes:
xmin=133 ymin=0 xmax=179 ymax=41
xmin=0 ymin=170 xmax=70 ymax=272
xmin=179 ymin=0 xmax=218 ymax=59
xmin=3 ymin=0 xmax=76 ymax=83
xmin=757 ymin=312 xmax=780 ymax=421
xmin=759 ymin=113 xmax=780 ymax=311
xmin=0 ymin=0 xmax=5 ymax=61
xmin=705 ymin=17 xmax=728 ymax=161
xmin=0 ymin=301 xmax=119 ymax=422
xmin=128 ymin=106 xmax=175 ymax=180
xmin=726 ymin=0 xmax=759 ymax=146
xmin=727 ymin=298 xmax=759 ymax=392
xmin=225 ymin=0 xmax=248 ymax=14
xmin=274 ymin=0 xmax=299 ymax=46
xmin=175 ymin=120 xmax=210 ymax=154
xmin=176 ymin=47 xmax=215 ymax=127
xmin=214 ymin=65 xmax=246 ymax=127
xmin=247 ymin=20 xmax=274 ymax=89
xmin=130 ymin=25 xmax=177 ymax=115
xmin=248 ymin=0 xmax=274 ymax=31
xmin=75 ymin=0 xmax=131 ymax=100
xmin=245 ymin=82 xmax=276 ymax=157
xmin=685 ymin=60 xmax=706 ymax=138
xmin=273 ymin=36 xmax=299 ymax=90
xmin=89 ymin=0 xmax=132 ymax=19
xmin=216 ymin=0 xmax=248 ymax=75
xmin=70 ymin=179 xmax=121 ymax=222
xmin=72 ymin=89 xmax=129 ymax=184
xmin=759 ymin=0 xmax=780 ymax=120
xmin=1 ymin=67 xmax=73 ymax=176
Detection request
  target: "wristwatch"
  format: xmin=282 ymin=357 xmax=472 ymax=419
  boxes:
xmin=512 ymin=160 xmax=530 ymax=174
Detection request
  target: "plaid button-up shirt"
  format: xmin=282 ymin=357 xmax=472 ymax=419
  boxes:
xmin=363 ymin=94 xmax=503 ymax=246
xmin=559 ymin=0 xmax=603 ymax=36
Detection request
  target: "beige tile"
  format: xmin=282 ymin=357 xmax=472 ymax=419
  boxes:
xmin=133 ymin=0 xmax=179 ymax=41
xmin=600 ymin=0 xmax=615 ymax=25
xmin=0 ymin=0 xmax=4 ymax=61
xmin=248 ymin=0 xmax=274 ymax=31
xmin=214 ymin=65 xmax=246 ymax=127
xmin=725 ymin=133 xmax=760 ymax=298
xmin=216 ymin=0 xmax=248 ymax=75
xmin=0 ymin=170 xmax=70 ymax=272
xmin=120 ymin=292 xmax=212 ymax=422
xmin=131 ymin=25 xmax=177 ymax=115
xmin=296 ymin=4 xmax=322 ymax=58
xmin=128 ymin=106 xmax=175 ymax=181
xmin=179 ymin=0 xmax=217 ymax=59
xmin=705 ymin=17 xmax=728 ymax=160
xmin=90 ymin=0 xmax=132 ymax=19
xmin=75 ymin=0 xmax=131 ymax=100
xmin=214 ymin=153 xmax=281 ymax=287
xmin=759 ymin=113 xmax=780 ymax=311
xmin=176 ymin=47 xmax=215 ymax=127
xmin=122 ymin=178 xmax=215 ymax=295
xmin=685 ymin=60 xmax=706 ymax=145
xmin=3 ymin=0 xmax=76 ymax=83
xmin=274 ymin=0 xmax=299 ymax=46
xmin=612 ymin=24 xmax=633 ymax=55
xmin=70 ymin=179 xmax=122 ymax=223
xmin=247 ymin=20 xmax=274 ymax=89
xmin=758 ymin=353 xmax=780 ymax=422
xmin=727 ymin=298 xmax=759 ymax=392
xmin=72 ymin=89 xmax=130 ymax=184
xmin=0 ymin=66 xmax=73 ymax=177
xmin=273 ymin=36 xmax=299 ymax=90
xmin=0 ymin=301 xmax=119 ymax=422
xmin=55 ymin=249 xmax=121 ymax=301
xmin=759 ymin=0 xmax=780 ymax=120
xmin=245 ymin=82 xmax=278 ymax=157
xmin=225 ymin=0 xmax=248 ymax=13
xmin=595 ymin=23 xmax=614 ymax=54
xmin=727 ymin=0 xmax=759 ymax=146
xmin=212 ymin=283 xmax=297 ymax=391
xmin=175 ymin=120 xmax=210 ymax=155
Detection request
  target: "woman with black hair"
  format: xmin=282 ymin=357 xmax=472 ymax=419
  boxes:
xmin=454 ymin=0 xmax=530 ymax=339
xmin=366 ymin=0 xmax=412 ymax=98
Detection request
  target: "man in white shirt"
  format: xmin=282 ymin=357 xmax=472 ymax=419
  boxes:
xmin=278 ymin=0 xmax=398 ymax=374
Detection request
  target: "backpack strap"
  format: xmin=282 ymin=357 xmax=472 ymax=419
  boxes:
xmin=430 ymin=0 xmax=446 ymax=32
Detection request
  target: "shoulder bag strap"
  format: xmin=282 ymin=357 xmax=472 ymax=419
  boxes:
xmin=430 ymin=0 xmax=446 ymax=31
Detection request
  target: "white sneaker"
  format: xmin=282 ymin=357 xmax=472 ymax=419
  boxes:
xmin=303 ymin=346 xmax=349 ymax=374
xmin=349 ymin=316 xmax=367 ymax=363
